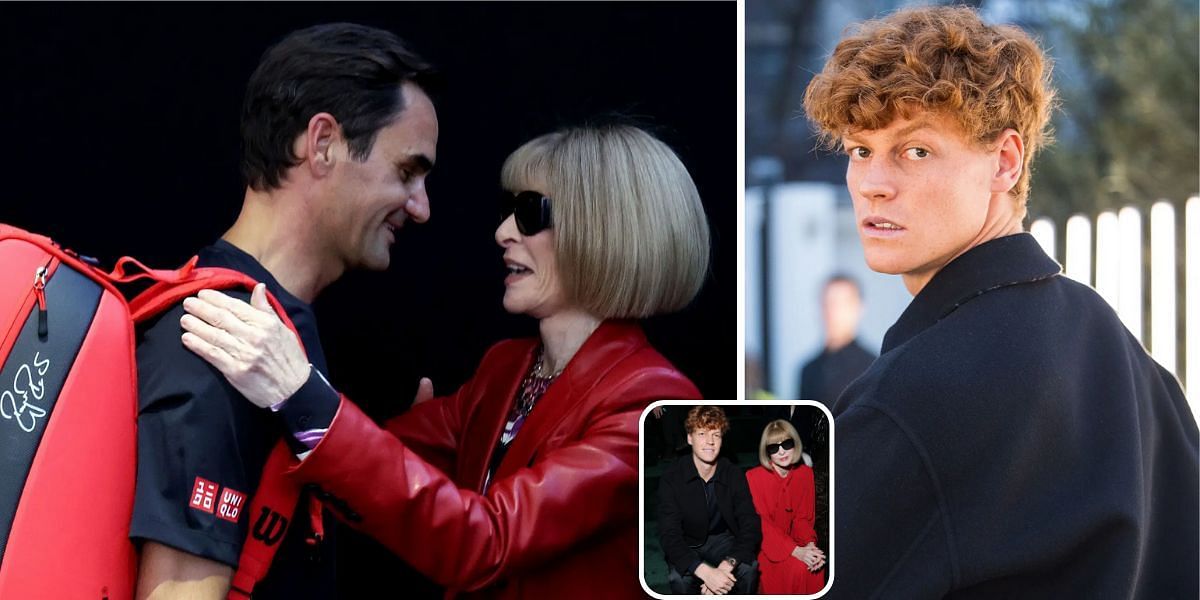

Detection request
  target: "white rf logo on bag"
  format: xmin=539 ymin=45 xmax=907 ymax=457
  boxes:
xmin=0 ymin=351 xmax=50 ymax=433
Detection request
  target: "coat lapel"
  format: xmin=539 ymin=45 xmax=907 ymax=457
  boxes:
xmin=460 ymin=338 xmax=537 ymax=492
xmin=493 ymin=320 xmax=646 ymax=480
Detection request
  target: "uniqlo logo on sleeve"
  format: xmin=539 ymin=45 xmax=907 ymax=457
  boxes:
xmin=216 ymin=487 xmax=246 ymax=523
xmin=189 ymin=477 xmax=217 ymax=514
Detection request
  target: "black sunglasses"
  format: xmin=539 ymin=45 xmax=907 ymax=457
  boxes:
xmin=500 ymin=191 xmax=553 ymax=236
xmin=766 ymin=438 xmax=796 ymax=455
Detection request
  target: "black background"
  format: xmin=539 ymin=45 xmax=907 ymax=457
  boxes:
xmin=0 ymin=2 xmax=734 ymax=595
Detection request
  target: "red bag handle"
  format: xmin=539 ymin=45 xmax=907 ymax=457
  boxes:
xmin=105 ymin=255 xmax=199 ymax=285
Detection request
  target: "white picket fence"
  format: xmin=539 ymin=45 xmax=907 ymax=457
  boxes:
xmin=1028 ymin=197 xmax=1199 ymax=420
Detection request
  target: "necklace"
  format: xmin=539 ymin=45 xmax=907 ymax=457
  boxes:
xmin=516 ymin=348 xmax=560 ymax=417
xmin=531 ymin=348 xmax=564 ymax=379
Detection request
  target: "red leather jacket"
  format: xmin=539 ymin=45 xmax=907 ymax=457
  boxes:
xmin=288 ymin=320 xmax=700 ymax=598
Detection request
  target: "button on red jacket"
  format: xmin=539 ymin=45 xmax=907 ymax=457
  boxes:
xmin=288 ymin=320 xmax=701 ymax=598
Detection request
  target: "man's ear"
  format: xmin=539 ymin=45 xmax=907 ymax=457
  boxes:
xmin=991 ymin=128 xmax=1024 ymax=195
xmin=293 ymin=112 xmax=340 ymax=178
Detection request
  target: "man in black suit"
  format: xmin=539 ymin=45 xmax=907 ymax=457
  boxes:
xmin=657 ymin=405 xmax=761 ymax=595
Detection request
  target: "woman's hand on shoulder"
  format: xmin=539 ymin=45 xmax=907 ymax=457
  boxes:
xmin=180 ymin=283 xmax=310 ymax=408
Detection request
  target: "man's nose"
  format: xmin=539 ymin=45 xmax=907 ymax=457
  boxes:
xmin=855 ymin=158 xmax=897 ymax=201
xmin=406 ymin=186 xmax=430 ymax=224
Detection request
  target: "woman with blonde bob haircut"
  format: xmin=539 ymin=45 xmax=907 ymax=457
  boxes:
xmin=746 ymin=419 xmax=826 ymax=594
xmin=177 ymin=122 xmax=710 ymax=598
xmin=501 ymin=124 xmax=710 ymax=318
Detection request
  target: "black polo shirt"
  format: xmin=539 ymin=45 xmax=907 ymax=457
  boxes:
xmin=830 ymin=233 xmax=1199 ymax=598
xmin=129 ymin=240 xmax=336 ymax=598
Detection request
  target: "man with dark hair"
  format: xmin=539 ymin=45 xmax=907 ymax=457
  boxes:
xmin=797 ymin=274 xmax=876 ymax=410
xmin=803 ymin=6 xmax=1197 ymax=598
xmin=130 ymin=23 xmax=438 ymax=598
xmin=657 ymin=406 xmax=761 ymax=595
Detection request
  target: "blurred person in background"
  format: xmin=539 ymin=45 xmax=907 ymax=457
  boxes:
xmin=652 ymin=404 xmax=688 ymax=462
xmin=796 ymin=274 xmax=876 ymax=408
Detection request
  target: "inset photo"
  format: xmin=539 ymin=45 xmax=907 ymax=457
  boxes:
xmin=640 ymin=401 xmax=833 ymax=597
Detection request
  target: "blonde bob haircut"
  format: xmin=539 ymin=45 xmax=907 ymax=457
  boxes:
xmin=758 ymin=419 xmax=803 ymax=470
xmin=500 ymin=124 xmax=710 ymax=319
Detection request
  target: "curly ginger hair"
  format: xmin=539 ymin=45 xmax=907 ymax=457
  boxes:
xmin=803 ymin=6 xmax=1057 ymax=207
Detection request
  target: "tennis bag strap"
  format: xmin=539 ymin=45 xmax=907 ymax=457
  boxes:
xmin=228 ymin=444 xmax=305 ymax=598
xmin=128 ymin=267 xmax=315 ymax=599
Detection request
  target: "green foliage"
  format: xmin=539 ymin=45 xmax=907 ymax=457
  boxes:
xmin=1032 ymin=0 xmax=1199 ymax=222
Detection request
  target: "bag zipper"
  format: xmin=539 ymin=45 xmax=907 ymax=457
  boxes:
xmin=34 ymin=264 xmax=49 ymax=339
xmin=0 ymin=256 xmax=58 ymax=356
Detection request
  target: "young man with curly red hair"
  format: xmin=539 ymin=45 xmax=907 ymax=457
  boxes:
xmin=657 ymin=406 xmax=762 ymax=595
xmin=803 ymin=6 xmax=1197 ymax=598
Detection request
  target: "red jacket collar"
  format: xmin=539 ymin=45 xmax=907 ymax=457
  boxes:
xmin=491 ymin=320 xmax=650 ymax=478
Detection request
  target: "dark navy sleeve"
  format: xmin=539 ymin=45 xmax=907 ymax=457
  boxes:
xmin=658 ymin=461 xmax=703 ymax=574
xmin=276 ymin=369 xmax=339 ymax=451
xmin=730 ymin=467 xmax=763 ymax=565
xmin=129 ymin=295 xmax=278 ymax=568
xmin=826 ymin=403 xmax=952 ymax=599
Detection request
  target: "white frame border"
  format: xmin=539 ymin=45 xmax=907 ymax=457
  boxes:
xmin=637 ymin=400 xmax=835 ymax=599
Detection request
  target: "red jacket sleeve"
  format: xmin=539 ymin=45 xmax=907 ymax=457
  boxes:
xmin=378 ymin=387 xmax=464 ymax=476
xmin=287 ymin=392 xmax=645 ymax=592
xmin=379 ymin=341 xmax=514 ymax=475
xmin=748 ymin=467 xmax=800 ymax=563
xmin=793 ymin=466 xmax=817 ymax=546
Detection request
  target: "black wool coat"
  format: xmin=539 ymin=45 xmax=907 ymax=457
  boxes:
xmin=830 ymin=233 xmax=1199 ymax=599
xmin=657 ymin=455 xmax=763 ymax=574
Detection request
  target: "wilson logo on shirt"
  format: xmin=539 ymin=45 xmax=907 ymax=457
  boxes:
xmin=189 ymin=477 xmax=218 ymax=514
xmin=216 ymin=487 xmax=246 ymax=523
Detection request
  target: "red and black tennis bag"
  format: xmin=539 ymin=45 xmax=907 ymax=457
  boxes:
xmin=0 ymin=223 xmax=309 ymax=599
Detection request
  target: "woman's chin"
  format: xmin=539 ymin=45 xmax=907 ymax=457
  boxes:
xmin=502 ymin=297 xmax=542 ymax=320
xmin=501 ymin=295 xmax=525 ymax=315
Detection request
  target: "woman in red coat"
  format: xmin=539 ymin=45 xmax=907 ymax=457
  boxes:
xmin=178 ymin=124 xmax=710 ymax=598
xmin=746 ymin=419 xmax=827 ymax=594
